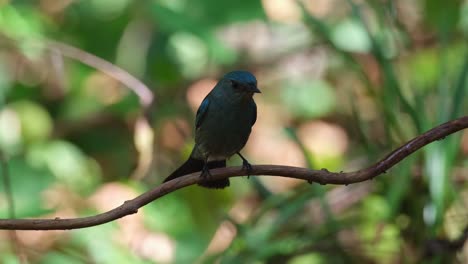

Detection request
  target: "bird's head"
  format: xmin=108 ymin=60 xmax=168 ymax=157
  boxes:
xmin=221 ymin=71 xmax=261 ymax=98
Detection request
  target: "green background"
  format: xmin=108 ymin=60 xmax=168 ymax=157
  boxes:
xmin=0 ymin=0 xmax=467 ymax=263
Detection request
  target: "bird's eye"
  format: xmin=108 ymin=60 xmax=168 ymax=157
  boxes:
xmin=231 ymin=80 xmax=240 ymax=89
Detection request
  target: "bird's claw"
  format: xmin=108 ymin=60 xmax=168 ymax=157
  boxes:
xmin=200 ymin=165 xmax=212 ymax=182
xmin=237 ymin=152 xmax=253 ymax=179
xmin=242 ymin=160 xmax=253 ymax=178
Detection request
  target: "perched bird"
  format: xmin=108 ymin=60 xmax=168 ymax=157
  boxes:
xmin=163 ymin=71 xmax=260 ymax=189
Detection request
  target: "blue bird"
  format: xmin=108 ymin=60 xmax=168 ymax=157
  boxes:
xmin=163 ymin=71 xmax=261 ymax=189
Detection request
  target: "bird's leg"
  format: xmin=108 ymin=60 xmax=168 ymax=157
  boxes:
xmin=200 ymin=159 xmax=212 ymax=181
xmin=237 ymin=152 xmax=252 ymax=178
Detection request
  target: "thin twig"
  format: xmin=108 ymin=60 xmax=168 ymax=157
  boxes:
xmin=0 ymin=153 xmax=14 ymax=219
xmin=0 ymin=33 xmax=154 ymax=109
xmin=1 ymin=153 xmax=27 ymax=263
xmin=0 ymin=116 xmax=466 ymax=230
xmin=46 ymin=40 xmax=154 ymax=108
xmin=45 ymin=40 xmax=156 ymax=183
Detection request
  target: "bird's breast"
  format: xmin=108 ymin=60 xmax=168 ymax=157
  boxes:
xmin=194 ymin=100 xmax=254 ymax=160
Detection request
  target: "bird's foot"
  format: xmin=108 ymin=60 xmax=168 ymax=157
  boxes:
xmin=237 ymin=152 xmax=253 ymax=178
xmin=242 ymin=160 xmax=253 ymax=178
xmin=200 ymin=164 xmax=212 ymax=181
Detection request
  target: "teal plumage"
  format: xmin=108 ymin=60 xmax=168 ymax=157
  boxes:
xmin=163 ymin=71 xmax=260 ymax=189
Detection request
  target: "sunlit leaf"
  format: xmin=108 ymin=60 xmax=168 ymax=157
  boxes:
xmin=0 ymin=157 xmax=54 ymax=217
xmin=27 ymin=140 xmax=101 ymax=194
xmin=282 ymin=79 xmax=336 ymax=119
xmin=8 ymin=100 xmax=53 ymax=144
xmin=331 ymin=19 xmax=371 ymax=53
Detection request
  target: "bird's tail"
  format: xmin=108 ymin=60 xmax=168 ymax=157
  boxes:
xmin=163 ymin=157 xmax=229 ymax=189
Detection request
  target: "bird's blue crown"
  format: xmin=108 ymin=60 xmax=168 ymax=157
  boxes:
xmin=223 ymin=71 xmax=257 ymax=84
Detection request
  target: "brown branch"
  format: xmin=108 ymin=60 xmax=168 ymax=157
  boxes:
xmin=0 ymin=116 xmax=467 ymax=230
xmin=46 ymin=40 xmax=154 ymax=108
xmin=44 ymin=40 xmax=157 ymax=182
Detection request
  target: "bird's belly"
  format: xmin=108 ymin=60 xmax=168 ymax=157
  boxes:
xmin=194 ymin=111 xmax=252 ymax=160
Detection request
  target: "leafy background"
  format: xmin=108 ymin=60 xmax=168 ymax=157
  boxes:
xmin=0 ymin=0 xmax=467 ymax=263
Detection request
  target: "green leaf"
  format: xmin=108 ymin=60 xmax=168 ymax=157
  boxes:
xmin=424 ymin=0 xmax=462 ymax=37
xmin=282 ymin=79 xmax=336 ymax=119
xmin=0 ymin=157 xmax=55 ymax=218
xmin=26 ymin=140 xmax=101 ymax=195
xmin=331 ymin=19 xmax=371 ymax=53
xmin=8 ymin=100 xmax=53 ymax=144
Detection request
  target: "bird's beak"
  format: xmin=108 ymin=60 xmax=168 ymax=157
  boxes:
xmin=249 ymin=85 xmax=261 ymax=93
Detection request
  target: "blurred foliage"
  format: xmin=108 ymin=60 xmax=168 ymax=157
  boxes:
xmin=0 ymin=0 xmax=467 ymax=263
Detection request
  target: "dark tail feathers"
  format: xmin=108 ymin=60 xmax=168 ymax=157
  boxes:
xmin=163 ymin=157 xmax=229 ymax=189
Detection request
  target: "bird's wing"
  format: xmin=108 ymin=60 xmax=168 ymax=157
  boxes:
xmin=195 ymin=97 xmax=210 ymax=128
xmin=250 ymin=101 xmax=257 ymax=127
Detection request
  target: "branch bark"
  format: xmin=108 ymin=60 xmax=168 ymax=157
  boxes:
xmin=0 ymin=116 xmax=467 ymax=230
